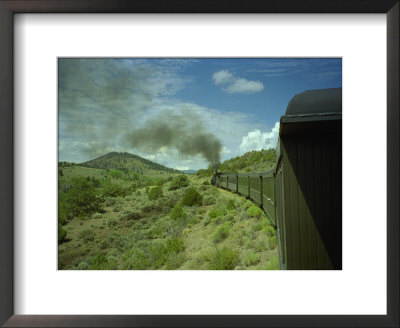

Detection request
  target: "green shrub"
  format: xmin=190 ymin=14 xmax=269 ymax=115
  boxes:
xmin=149 ymin=225 xmax=164 ymax=239
xmin=168 ymin=174 xmax=189 ymax=190
xmin=108 ymin=219 xmax=118 ymax=228
xmin=166 ymin=237 xmax=185 ymax=253
xmin=110 ymin=169 xmax=123 ymax=179
xmin=268 ymin=235 xmax=277 ymax=249
xmin=202 ymin=195 xmax=215 ymax=206
xmin=92 ymin=212 xmax=102 ymax=219
xmin=169 ymin=204 xmax=185 ymax=221
xmin=104 ymin=197 xmax=116 ymax=207
xmin=125 ymin=211 xmax=143 ymax=221
xmin=195 ymin=167 xmax=214 ymax=177
xmin=78 ymin=229 xmax=95 ymax=243
xmin=206 ymin=247 xmax=239 ymax=270
xmin=187 ymin=216 xmax=201 ymax=228
xmin=246 ymin=205 xmax=263 ymax=218
xmin=252 ymin=222 xmax=263 ymax=232
xmin=150 ymin=242 xmax=169 ymax=268
xmin=165 ymin=252 xmax=186 ymax=270
xmin=209 ymin=206 xmax=227 ymax=219
xmin=77 ymin=261 xmax=89 ymax=270
xmin=122 ymin=248 xmax=150 ymax=270
xmin=102 ymin=184 xmax=126 ymax=198
xmin=226 ymin=199 xmax=236 ymax=211
xmin=203 ymin=217 xmax=211 ymax=226
xmin=265 ymin=257 xmax=280 ymax=270
xmin=263 ymin=225 xmax=276 ymax=237
xmin=63 ymin=181 xmax=103 ymax=217
xmin=213 ymin=222 xmax=231 ymax=243
xmin=148 ymin=186 xmax=163 ymax=201
xmin=90 ymin=252 xmax=108 ymax=270
xmin=181 ymin=187 xmax=203 ymax=207
xmin=58 ymin=224 xmax=68 ymax=244
xmin=202 ymin=180 xmax=210 ymax=185
xmin=243 ymin=253 xmax=261 ymax=267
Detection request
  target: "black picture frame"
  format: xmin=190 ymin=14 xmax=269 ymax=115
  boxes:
xmin=0 ymin=1 xmax=398 ymax=327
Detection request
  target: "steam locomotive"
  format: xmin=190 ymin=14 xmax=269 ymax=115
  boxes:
xmin=212 ymin=88 xmax=342 ymax=270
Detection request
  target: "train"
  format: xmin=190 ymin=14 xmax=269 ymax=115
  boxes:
xmin=212 ymin=87 xmax=342 ymax=270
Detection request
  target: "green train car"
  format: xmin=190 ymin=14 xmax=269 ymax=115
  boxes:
xmin=211 ymin=87 xmax=342 ymax=270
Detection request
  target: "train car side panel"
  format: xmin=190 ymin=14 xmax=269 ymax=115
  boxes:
xmin=219 ymin=174 xmax=228 ymax=189
xmin=275 ymin=164 xmax=286 ymax=270
xmin=227 ymin=174 xmax=238 ymax=192
xmin=237 ymin=175 xmax=249 ymax=197
xmin=249 ymin=175 xmax=262 ymax=205
xmin=262 ymin=172 xmax=276 ymax=227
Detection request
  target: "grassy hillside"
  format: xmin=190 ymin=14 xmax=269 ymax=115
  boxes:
xmin=219 ymin=148 xmax=276 ymax=173
xmin=58 ymin=150 xmax=279 ymax=270
xmin=79 ymin=152 xmax=180 ymax=175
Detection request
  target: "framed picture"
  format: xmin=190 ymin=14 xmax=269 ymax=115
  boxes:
xmin=0 ymin=1 xmax=398 ymax=327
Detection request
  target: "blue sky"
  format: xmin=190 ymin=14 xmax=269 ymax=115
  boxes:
xmin=59 ymin=58 xmax=341 ymax=170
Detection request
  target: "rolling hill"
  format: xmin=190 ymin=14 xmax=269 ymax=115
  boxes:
xmin=77 ymin=152 xmax=180 ymax=175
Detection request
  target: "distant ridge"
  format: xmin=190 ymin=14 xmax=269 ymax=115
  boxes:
xmin=181 ymin=170 xmax=197 ymax=174
xmin=219 ymin=149 xmax=276 ymax=173
xmin=78 ymin=152 xmax=179 ymax=174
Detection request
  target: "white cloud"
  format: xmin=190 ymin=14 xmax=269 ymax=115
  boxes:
xmin=212 ymin=70 xmax=234 ymax=85
xmin=212 ymin=70 xmax=264 ymax=94
xmin=225 ymin=78 xmax=264 ymax=94
xmin=176 ymin=165 xmax=189 ymax=171
xmin=239 ymin=122 xmax=280 ymax=154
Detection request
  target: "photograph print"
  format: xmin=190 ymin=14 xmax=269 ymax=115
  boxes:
xmin=58 ymin=58 xmax=342 ymax=270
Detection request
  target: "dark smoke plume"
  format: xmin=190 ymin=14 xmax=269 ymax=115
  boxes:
xmin=126 ymin=111 xmax=222 ymax=166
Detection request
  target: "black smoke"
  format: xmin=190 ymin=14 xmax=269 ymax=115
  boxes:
xmin=125 ymin=111 xmax=222 ymax=166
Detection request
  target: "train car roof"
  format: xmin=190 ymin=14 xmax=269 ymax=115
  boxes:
xmin=279 ymin=87 xmax=342 ymax=137
xmin=281 ymin=87 xmax=342 ymax=123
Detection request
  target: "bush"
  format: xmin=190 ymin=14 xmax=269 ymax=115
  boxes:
xmin=108 ymin=169 xmax=122 ymax=179
xmin=150 ymin=242 xmax=169 ymax=268
xmin=148 ymin=186 xmax=163 ymax=201
xmin=104 ymin=197 xmax=116 ymax=207
xmin=252 ymin=222 xmax=263 ymax=232
xmin=265 ymin=257 xmax=280 ymax=270
xmin=202 ymin=195 xmax=215 ymax=206
xmin=226 ymin=199 xmax=236 ymax=211
xmin=169 ymin=204 xmax=185 ymax=222
xmin=213 ymin=222 xmax=231 ymax=243
xmin=79 ymin=229 xmax=95 ymax=243
xmin=268 ymin=235 xmax=277 ymax=249
xmin=263 ymin=225 xmax=276 ymax=237
xmin=165 ymin=253 xmax=186 ymax=270
xmin=243 ymin=253 xmax=261 ymax=267
xmin=187 ymin=216 xmax=201 ymax=228
xmin=149 ymin=225 xmax=164 ymax=239
xmin=58 ymin=224 xmax=68 ymax=244
xmin=206 ymin=247 xmax=239 ymax=270
xmin=92 ymin=213 xmax=102 ymax=219
xmin=62 ymin=181 xmax=103 ymax=217
xmin=181 ymin=187 xmax=203 ymax=207
xmin=209 ymin=206 xmax=227 ymax=219
xmin=108 ymin=219 xmax=118 ymax=228
xmin=166 ymin=237 xmax=185 ymax=253
xmin=246 ymin=205 xmax=263 ymax=218
xmin=77 ymin=261 xmax=89 ymax=270
xmin=102 ymin=184 xmax=126 ymax=198
xmin=168 ymin=174 xmax=189 ymax=191
xmin=195 ymin=167 xmax=214 ymax=177
xmin=122 ymin=248 xmax=150 ymax=270
xmin=125 ymin=211 xmax=143 ymax=221
xmin=90 ymin=252 xmax=108 ymax=270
